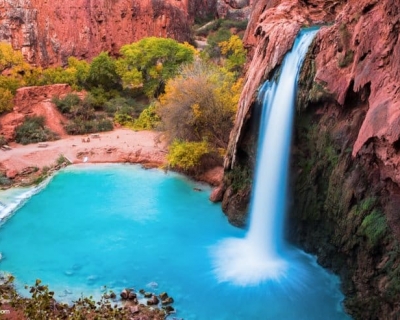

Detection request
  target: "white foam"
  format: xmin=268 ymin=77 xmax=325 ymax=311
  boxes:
xmin=211 ymin=238 xmax=287 ymax=286
xmin=0 ymin=175 xmax=55 ymax=224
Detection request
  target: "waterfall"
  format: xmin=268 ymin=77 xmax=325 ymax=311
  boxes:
xmin=212 ymin=28 xmax=318 ymax=286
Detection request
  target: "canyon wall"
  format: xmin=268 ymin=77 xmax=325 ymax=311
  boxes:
xmin=0 ymin=0 xmax=217 ymax=66
xmin=222 ymin=0 xmax=400 ymax=318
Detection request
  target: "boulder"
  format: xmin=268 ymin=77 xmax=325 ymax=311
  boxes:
xmin=209 ymin=185 xmax=225 ymax=202
xmin=146 ymin=295 xmax=159 ymax=305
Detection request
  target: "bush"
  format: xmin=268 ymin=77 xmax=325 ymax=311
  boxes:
xmin=15 ymin=116 xmax=59 ymax=145
xmin=0 ymin=88 xmax=14 ymax=114
xmin=64 ymin=117 xmax=113 ymax=135
xmin=133 ymin=105 xmax=160 ymax=130
xmin=360 ymin=209 xmax=388 ymax=246
xmin=0 ymin=173 xmax=12 ymax=186
xmin=167 ymin=140 xmax=210 ymax=171
xmin=87 ymin=87 xmax=120 ymax=110
xmin=51 ymin=93 xmax=81 ymax=114
xmin=114 ymin=113 xmax=134 ymax=126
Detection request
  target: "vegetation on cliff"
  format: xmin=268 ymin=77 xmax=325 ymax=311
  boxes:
xmin=0 ymin=28 xmax=246 ymax=174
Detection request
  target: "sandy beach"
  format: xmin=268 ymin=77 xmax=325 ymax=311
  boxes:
xmin=0 ymin=129 xmax=167 ymax=178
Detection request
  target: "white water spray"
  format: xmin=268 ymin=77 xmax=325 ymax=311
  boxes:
xmin=212 ymin=29 xmax=318 ymax=286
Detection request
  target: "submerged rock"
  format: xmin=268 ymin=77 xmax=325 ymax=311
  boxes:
xmin=146 ymin=295 xmax=159 ymax=306
xmin=162 ymin=305 xmax=175 ymax=314
xmin=159 ymin=292 xmax=168 ymax=300
xmin=161 ymin=297 xmax=174 ymax=305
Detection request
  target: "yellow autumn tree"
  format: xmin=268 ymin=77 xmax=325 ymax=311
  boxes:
xmin=158 ymin=59 xmax=242 ymax=150
xmin=219 ymin=35 xmax=246 ymax=73
xmin=0 ymin=88 xmax=14 ymax=114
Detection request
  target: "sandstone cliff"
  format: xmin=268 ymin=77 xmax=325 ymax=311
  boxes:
xmin=222 ymin=0 xmax=400 ymax=318
xmin=216 ymin=0 xmax=252 ymax=20
xmin=0 ymin=0 xmax=217 ymax=66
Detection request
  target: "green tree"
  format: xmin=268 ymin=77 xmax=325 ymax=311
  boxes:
xmin=117 ymin=37 xmax=196 ymax=97
xmin=67 ymin=56 xmax=90 ymax=88
xmin=86 ymin=52 xmax=121 ymax=91
xmin=202 ymin=28 xmax=232 ymax=59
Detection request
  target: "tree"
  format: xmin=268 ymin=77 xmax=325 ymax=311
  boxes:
xmin=0 ymin=88 xmax=14 ymax=113
xmin=86 ymin=52 xmax=121 ymax=91
xmin=219 ymin=35 xmax=246 ymax=73
xmin=0 ymin=42 xmax=26 ymax=72
xmin=117 ymin=37 xmax=196 ymax=97
xmin=67 ymin=57 xmax=90 ymax=89
xmin=158 ymin=60 xmax=242 ymax=150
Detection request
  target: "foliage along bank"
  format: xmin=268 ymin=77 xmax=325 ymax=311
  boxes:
xmin=1 ymin=29 xmax=245 ymax=175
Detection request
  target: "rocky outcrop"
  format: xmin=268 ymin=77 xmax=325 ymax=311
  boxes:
xmin=0 ymin=84 xmax=70 ymax=140
xmin=223 ymin=0 xmax=345 ymax=225
xmin=0 ymin=0 xmax=217 ymax=66
xmin=222 ymin=0 xmax=400 ymax=318
xmin=217 ymin=0 xmax=252 ymax=20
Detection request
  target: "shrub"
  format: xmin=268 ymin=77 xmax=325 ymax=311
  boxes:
xmin=0 ymin=88 xmax=14 ymax=114
xmin=105 ymin=96 xmax=139 ymax=115
xmin=114 ymin=113 xmax=134 ymax=126
xmin=51 ymin=93 xmax=81 ymax=114
xmin=133 ymin=105 xmax=160 ymax=130
xmin=56 ymin=154 xmax=71 ymax=166
xmin=64 ymin=117 xmax=113 ymax=135
xmin=0 ymin=173 xmax=12 ymax=186
xmin=167 ymin=140 xmax=210 ymax=171
xmin=15 ymin=116 xmax=59 ymax=145
xmin=360 ymin=209 xmax=388 ymax=246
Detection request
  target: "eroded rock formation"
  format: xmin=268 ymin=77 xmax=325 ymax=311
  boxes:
xmin=0 ymin=0 xmax=217 ymax=66
xmin=0 ymin=84 xmax=70 ymax=140
xmin=222 ymin=0 xmax=400 ymax=318
xmin=216 ymin=0 xmax=252 ymax=20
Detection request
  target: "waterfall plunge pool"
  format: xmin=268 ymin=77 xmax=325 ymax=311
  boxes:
xmin=0 ymin=164 xmax=350 ymax=319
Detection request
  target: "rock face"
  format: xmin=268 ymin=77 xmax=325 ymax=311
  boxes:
xmin=0 ymin=84 xmax=70 ymax=140
xmin=216 ymin=0 xmax=252 ymax=20
xmin=0 ymin=0 xmax=217 ymax=66
xmin=222 ymin=0 xmax=400 ymax=318
xmin=223 ymin=0 xmax=345 ymax=226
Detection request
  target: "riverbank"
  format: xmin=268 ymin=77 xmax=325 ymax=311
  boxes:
xmin=0 ymin=127 xmax=223 ymax=192
xmin=0 ymin=128 xmax=167 ymax=180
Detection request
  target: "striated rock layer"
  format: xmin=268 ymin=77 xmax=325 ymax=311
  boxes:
xmin=0 ymin=0 xmax=217 ymax=66
xmin=222 ymin=0 xmax=400 ymax=318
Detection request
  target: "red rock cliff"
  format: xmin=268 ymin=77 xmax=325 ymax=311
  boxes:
xmin=0 ymin=0 xmax=217 ymax=66
xmin=222 ymin=0 xmax=400 ymax=318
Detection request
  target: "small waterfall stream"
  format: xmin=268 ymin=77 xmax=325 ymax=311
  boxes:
xmin=212 ymin=28 xmax=319 ymax=285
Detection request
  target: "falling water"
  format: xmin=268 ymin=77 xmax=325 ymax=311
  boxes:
xmin=212 ymin=28 xmax=319 ymax=285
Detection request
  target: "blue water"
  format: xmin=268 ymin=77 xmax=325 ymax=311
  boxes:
xmin=0 ymin=164 xmax=350 ymax=319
